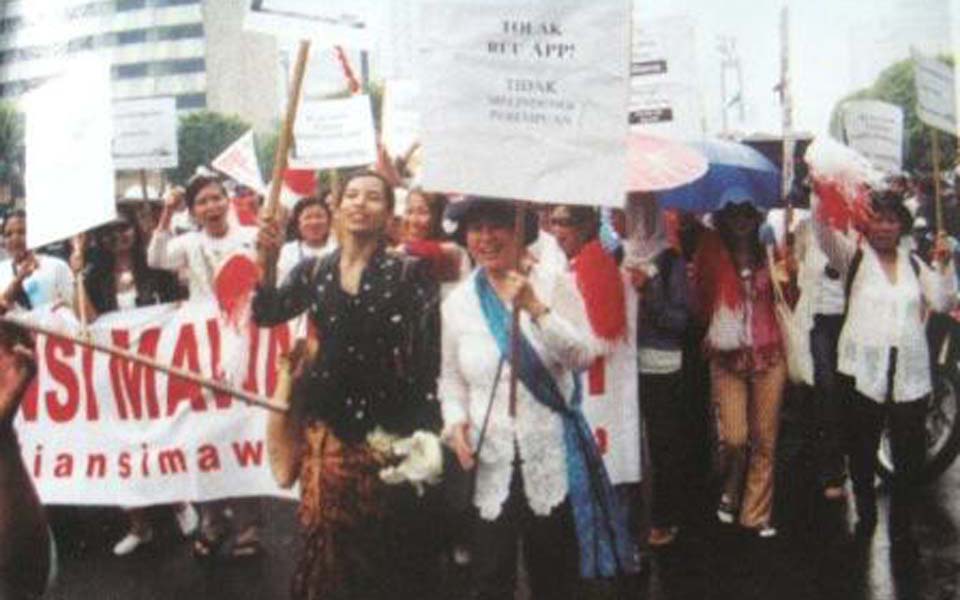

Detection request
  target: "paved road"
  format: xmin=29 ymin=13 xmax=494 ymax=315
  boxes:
xmin=44 ymin=392 xmax=960 ymax=600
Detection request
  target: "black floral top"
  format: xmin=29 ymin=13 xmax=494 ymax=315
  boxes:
xmin=252 ymin=247 xmax=441 ymax=443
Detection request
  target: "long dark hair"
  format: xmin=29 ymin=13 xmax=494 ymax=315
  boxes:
xmin=406 ymin=188 xmax=449 ymax=240
xmin=713 ymin=204 xmax=764 ymax=267
xmin=86 ymin=211 xmax=182 ymax=311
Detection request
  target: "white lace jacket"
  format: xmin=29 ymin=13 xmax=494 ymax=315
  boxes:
xmin=440 ymin=268 xmax=597 ymax=520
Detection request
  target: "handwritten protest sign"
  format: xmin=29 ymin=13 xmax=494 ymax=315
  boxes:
xmin=420 ymin=0 xmax=631 ymax=207
xmin=842 ymin=100 xmax=904 ymax=174
xmin=913 ymin=49 xmax=957 ymax=135
xmin=112 ymin=97 xmax=178 ymax=171
xmin=25 ymin=58 xmax=116 ymax=250
xmin=212 ymin=129 xmax=266 ymax=192
xmin=244 ymin=0 xmax=377 ymax=49
xmin=15 ymin=303 xmax=295 ymax=505
xmin=290 ymin=95 xmax=377 ymax=170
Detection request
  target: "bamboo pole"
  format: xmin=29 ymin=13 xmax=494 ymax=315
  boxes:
xmin=0 ymin=315 xmax=287 ymax=413
xmin=932 ymin=129 xmax=944 ymax=235
xmin=507 ymin=202 xmax=528 ymax=418
xmin=259 ymin=41 xmax=312 ymax=287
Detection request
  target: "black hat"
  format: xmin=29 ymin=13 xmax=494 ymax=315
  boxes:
xmin=869 ymin=189 xmax=913 ymax=234
xmin=443 ymin=197 xmax=539 ymax=247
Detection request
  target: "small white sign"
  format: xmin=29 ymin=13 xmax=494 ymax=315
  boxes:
xmin=420 ymin=0 xmax=631 ymax=207
xmin=112 ymin=97 xmax=179 ymax=171
xmin=212 ymin=129 xmax=266 ymax=193
xmin=244 ymin=0 xmax=377 ymax=49
xmin=290 ymin=94 xmax=377 ymax=170
xmin=25 ymin=58 xmax=116 ymax=250
xmin=913 ymin=49 xmax=956 ymax=135
xmin=381 ymin=79 xmax=422 ymax=160
xmin=842 ymin=100 xmax=904 ymax=174
xmin=629 ymin=82 xmax=702 ymax=139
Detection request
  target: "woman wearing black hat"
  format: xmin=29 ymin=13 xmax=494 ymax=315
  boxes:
xmin=441 ymin=198 xmax=632 ymax=599
xmin=815 ymin=188 xmax=956 ymax=560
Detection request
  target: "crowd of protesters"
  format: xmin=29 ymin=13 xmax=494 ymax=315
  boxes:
xmin=0 ymin=161 xmax=957 ymax=600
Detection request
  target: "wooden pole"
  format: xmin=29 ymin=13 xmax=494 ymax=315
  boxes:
xmin=139 ymin=169 xmax=150 ymax=203
xmin=932 ymin=129 xmax=944 ymax=235
xmin=1 ymin=315 xmax=287 ymax=413
xmin=259 ymin=40 xmax=312 ymax=287
xmin=507 ymin=202 xmax=527 ymax=417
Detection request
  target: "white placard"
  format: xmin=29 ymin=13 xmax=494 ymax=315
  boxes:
xmin=25 ymin=59 xmax=116 ymax=250
xmin=382 ymin=79 xmax=422 ymax=159
xmin=629 ymin=15 xmax=702 ymax=138
xmin=629 ymin=81 xmax=702 ymax=139
xmin=631 ymin=15 xmax=698 ymax=86
xmin=842 ymin=100 xmax=904 ymax=174
xmin=212 ymin=129 xmax=266 ymax=192
xmin=913 ymin=49 xmax=957 ymax=135
xmin=290 ymin=94 xmax=377 ymax=170
xmin=112 ymin=97 xmax=179 ymax=171
xmin=244 ymin=0 xmax=377 ymax=49
xmin=420 ymin=0 xmax=631 ymax=207
xmin=378 ymin=0 xmax=423 ymax=80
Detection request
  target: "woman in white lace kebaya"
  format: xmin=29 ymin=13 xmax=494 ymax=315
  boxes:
xmin=441 ymin=199 xmax=632 ymax=599
xmin=815 ymin=188 xmax=956 ymax=560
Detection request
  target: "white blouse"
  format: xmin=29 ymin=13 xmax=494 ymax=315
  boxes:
xmin=277 ymin=239 xmax=337 ymax=283
xmin=440 ymin=267 xmax=597 ymax=520
xmin=147 ymin=225 xmax=258 ymax=300
xmin=816 ymin=220 xmax=957 ymax=403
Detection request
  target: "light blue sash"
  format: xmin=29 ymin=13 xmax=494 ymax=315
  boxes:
xmin=475 ymin=271 xmax=633 ymax=579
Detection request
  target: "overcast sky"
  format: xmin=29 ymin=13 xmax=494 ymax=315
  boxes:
xmin=636 ymin=0 xmax=954 ymax=136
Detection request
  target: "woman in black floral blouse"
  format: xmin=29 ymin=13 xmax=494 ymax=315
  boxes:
xmin=253 ymin=170 xmax=442 ymax=600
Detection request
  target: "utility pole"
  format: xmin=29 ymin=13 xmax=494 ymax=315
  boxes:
xmin=717 ymin=35 xmax=744 ymax=136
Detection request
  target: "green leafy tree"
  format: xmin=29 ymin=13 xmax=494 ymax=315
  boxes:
xmin=829 ymin=56 xmax=956 ymax=173
xmin=166 ymin=111 xmax=250 ymax=185
xmin=0 ymin=102 xmax=24 ymax=201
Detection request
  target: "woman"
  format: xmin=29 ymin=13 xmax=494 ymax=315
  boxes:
xmin=72 ymin=212 xmax=192 ymax=556
xmin=693 ymin=200 xmax=785 ymax=538
xmin=146 ymin=174 xmax=262 ymax=560
xmin=442 ymin=199 xmax=631 ymax=600
xmin=623 ymin=194 xmax=691 ymax=547
xmin=815 ymin=189 xmax=955 ymax=557
xmin=401 ymin=189 xmax=466 ymax=291
xmin=277 ymin=195 xmax=337 ymax=282
xmin=0 ymin=210 xmax=74 ymax=313
xmin=253 ymin=170 xmax=443 ymax=600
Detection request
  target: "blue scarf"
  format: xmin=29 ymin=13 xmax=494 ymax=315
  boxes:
xmin=475 ymin=271 xmax=633 ymax=579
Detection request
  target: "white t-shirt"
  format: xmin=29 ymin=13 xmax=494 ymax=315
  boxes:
xmin=146 ymin=225 xmax=257 ymax=300
xmin=0 ymin=254 xmax=74 ymax=311
xmin=277 ymin=239 xmax=337 ymax=283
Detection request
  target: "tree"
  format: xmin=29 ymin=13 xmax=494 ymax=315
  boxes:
xmin=829 ymin=56 xmax=956 ymax=174
xmin=0 ymin=102 xmax=24 ymax=202
xmin=166 ymin=111 xmax=250 ymax=185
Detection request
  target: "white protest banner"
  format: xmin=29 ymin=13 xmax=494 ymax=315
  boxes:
xmin=630 ymin=15 xmax=702 ymax=138
xmin=912 ymin=49 xmax=957 ymax=135
xmin=290 ymin=94 xmax=377 ymax=170
xmin=382 ymin=79 xmax=422 ymax=159
xmin=842 ymin=100 xmax=904 ymax=174
xmin=244 ymin=0 xmax=377 ymax=49
xmin=25 ymin=58 xmax=116 ymax=250
xmin=212 ymin=129 xmax=266 ymax=193
xmin=112 ymin=97 xmax=178 ymax=171
xmin=420 ymin=0 xmax=631 ymax=207
xmin=14 ymin=303 xmax=295 ymax=506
